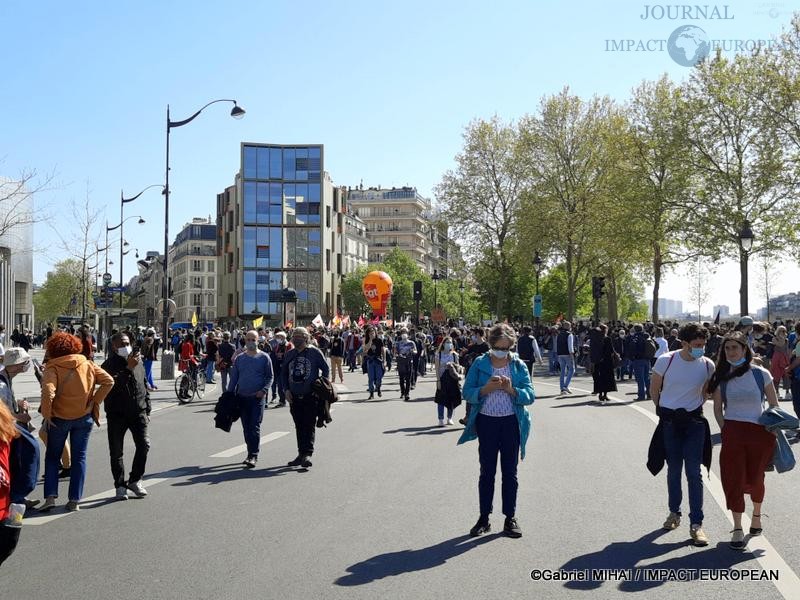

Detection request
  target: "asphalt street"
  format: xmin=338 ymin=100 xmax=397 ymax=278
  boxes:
xmin=4 ymin=352 xmax=800 ymax=600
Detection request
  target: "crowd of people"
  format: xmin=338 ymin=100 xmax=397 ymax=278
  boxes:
xmin=0 ymin=311 xmax=799 ymax=564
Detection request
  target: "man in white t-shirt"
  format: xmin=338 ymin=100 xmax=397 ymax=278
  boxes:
xmin=650 ymin=323 xmax=714 ymax=547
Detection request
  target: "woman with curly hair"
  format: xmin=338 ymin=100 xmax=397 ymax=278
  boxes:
xmin=38 ymin=332 xmax=114 ymax=512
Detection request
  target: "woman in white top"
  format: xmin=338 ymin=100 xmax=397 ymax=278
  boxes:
xmin=654 ymin=326 xmax=669 ymax=359
xmin=434 ymin=336 xmax=461 ymax=426
xmin=710 ymin=332 xmax=779 ymax=551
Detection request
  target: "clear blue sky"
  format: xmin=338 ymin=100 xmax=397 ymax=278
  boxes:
xmin=2 ymin=0 xmax=798 ymax=313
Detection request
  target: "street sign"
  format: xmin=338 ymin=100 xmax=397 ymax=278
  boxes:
xmin=103 ymin=273 xmax=112 ymax=284
xmin=106 ymin=286 xmax=127 ymax=293
xmin=533 ymin=294 xmax=543 ymax=318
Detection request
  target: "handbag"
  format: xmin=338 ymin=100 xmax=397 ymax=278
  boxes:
xmin=612 ymin=352 xmax=622 ymax=368
xmin=773 ymin=430 xmax=796 ymax=473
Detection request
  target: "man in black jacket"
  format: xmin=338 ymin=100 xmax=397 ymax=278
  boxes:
xmin=100 ymin=333 xmax=151 ymax=500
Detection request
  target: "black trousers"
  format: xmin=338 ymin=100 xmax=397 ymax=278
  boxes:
xmin=290 ymin=396 xmax=317 ymax=456
xmin=107 ymin=414 xmax=150 ymax=488
xmin=398 ymin=366 xmax=412 ymax=397
xmin=0 ymin=525 xmax=21 ymax=566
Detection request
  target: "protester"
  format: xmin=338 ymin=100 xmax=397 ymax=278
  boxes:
xmin=0 ymin=402 xmax=21 ymax=565
xmin=38 ymin=332 xmax=114 ymax=512
xmin=590 ymin=325 xmax=617 ymax=403
xmin=457 ymin=324 xmax=535 ymax=539
xmin=100 ymin=333 xmax=151 ymax=500
xmin=556 ymin=321 xmax=575 ymax=395
xmin=281 ymin=327 xmax=329 ymax=468
xmin=329 ymin=331 xmax=345 ymax=384
xmin=710 ymin=332 xmax=779 ymax=550
xmin=226 ymin=330 xmax=273 ymax=468
xmin=217 ymin=331 xmax=236 ymax=393
xmin=140 ymin=329 xmax=158 ymax=391
xmin=434 ymin=336 xmax=462 ymax=426
xmin=394 ymin=328 xmax=417 ymax=402
xmin=650 ymin=323 xmax=714 ymax=546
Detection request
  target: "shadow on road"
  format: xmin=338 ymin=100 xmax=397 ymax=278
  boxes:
xmin=383 ymin=425 xmax=463 ymax=436
xmin=335 ymin=534 xmax=498 ymax=586
xmin=154 ymin=463 xmax=299 ymax=486
xmin=559 ymin=529 xmax=763 ymax=592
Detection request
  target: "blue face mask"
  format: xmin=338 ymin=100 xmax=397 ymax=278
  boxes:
xmin=491 ymin=349 xmax=509 ymax=359
xmin=730 ymin=357 xmax=746 ymax=367
xmin=690 ymin=347 xmax=705 ymax=359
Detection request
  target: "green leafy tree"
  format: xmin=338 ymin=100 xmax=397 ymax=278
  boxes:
xmin=33 ymin=259 xmax=86 ymax=324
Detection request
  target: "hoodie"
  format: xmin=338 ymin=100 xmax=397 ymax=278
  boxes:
xmin=40 ymin=354 xmax=114 ymax=422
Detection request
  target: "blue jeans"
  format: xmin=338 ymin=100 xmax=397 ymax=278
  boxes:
xmin=437 ymin=404 xmax=454 ymax=420
xmin=632 ymin=359 xmax=651 ymax=399
xmin=238 ymin=395 xmax=266 ymax=456
xmin=44 ymin=414 xmax=94 ymax=500
xmin=143 ymin=359 xmax=155 ymax=388
xmin=476 ymin=414 xmax=520 ymax=518
xmin=205 ymin=359 xmax=216 ymax=383
xmin=548 ymin=351 xmax=559 ymax=374
xmin=367 ymin=359 xmax=384 ymax=393
xmin=558 ymin=356 xmax=574 ymax=390
xmin=663 ymin=419 xmax=705 ymax=524
xmin=619 ymin=358 xmax=632 ymax=379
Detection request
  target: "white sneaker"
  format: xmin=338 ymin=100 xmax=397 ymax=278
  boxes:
xmin=447 ymin=418 xmax=454 ymax=425
xmin=127 ymin=481 xmax=148 ymax=498
xmin=438 ymin=419 xmax=445 ymax=427
xmin=115 ymin=486 xmax=129 ymax=501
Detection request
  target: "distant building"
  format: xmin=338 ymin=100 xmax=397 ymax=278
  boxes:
xmin=712 ymin=305 xmax=730 ymax=318
xmin=127 ymin=251 xmax=165 ymax=327
xmin=766 ymin=291 xmax=800 ymax=320
xmin=342 ymin=208 xmax=369 ymax=275
xmin=0 ymin=178 xmax=33 ymax=329
xmin=169 ymin=218 xmax=217 ymax=324
xmin=645 ymin=298 xmax=684 ymax=319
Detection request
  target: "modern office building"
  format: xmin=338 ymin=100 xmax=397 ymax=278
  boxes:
xmin=346 ymin=186 xmax=450 ymax=276
xmin=0 ymin=177 xmax=33 ymax=329
xmin=217 ymin=143 xmax=347 ymax=327
xmin=169 ymin=218 xmax=217 ymax=323
xmin=645 ymin=298 xmax=684 ymax=319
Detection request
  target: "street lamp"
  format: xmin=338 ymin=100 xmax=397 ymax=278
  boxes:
xmin=738 ymin=220 xmax=755 ymax=317
xmin=163 ymin=99 xmax=245 ymax=344
xmin=107 ymin=215 xmax=146 ymax=313
xmin=432 ymin=269 xmax=441 ymax=312
xmin=533 ymin=251 xmax=543 ymax=328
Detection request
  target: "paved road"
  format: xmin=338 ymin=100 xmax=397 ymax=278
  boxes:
xmin=4 ymin=354 xmax=800 ymax=599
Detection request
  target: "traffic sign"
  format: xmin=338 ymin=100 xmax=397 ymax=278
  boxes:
xmin=103 ymin=273 xmax=112 ymax=284
xmin=106 ymin=286 xmax=127 ymax=293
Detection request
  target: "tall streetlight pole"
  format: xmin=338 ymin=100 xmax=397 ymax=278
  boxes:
xmin=107 ymin=215 xmax=145 ymax=318
xmin=119 ymin=185 xmax=163 ymax=311
xmin=533 ymin=251 xmax=543 ymax=329
xmin=163 ymin=99 xmax=245 ymax=349
xmin=432 ymin=269 xmax=440 ymax=312
xmin=738 ymin=220 xmax=754 ymax=317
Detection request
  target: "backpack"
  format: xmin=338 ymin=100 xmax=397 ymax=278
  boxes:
xmin=10 ymin=423 xmax=41 ymax=502
xmin=644 ymin=337 xmax=658 ymax=359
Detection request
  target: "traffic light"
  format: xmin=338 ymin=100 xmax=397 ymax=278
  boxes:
xmin=413 ymin=280 xmax=422 ymax=301
xmin=592 ymin=276 xmax=606 ymax=299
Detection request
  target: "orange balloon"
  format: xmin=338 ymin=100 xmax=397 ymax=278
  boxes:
xmin=362 ymin=271 xmax=393 ymax=317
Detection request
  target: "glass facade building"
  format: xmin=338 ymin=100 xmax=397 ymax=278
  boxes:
xmin=218 ymin=143 xmax=345 ymax=326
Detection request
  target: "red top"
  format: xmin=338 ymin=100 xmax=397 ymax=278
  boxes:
xmin=179 ymin=341 xmax=199 ymax=372
xmin=0 ymin=440 xmax=11 ymax=521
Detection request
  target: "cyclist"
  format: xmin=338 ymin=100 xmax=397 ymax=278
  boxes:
xmin=178 ymin=332 xmax=201 ymax=398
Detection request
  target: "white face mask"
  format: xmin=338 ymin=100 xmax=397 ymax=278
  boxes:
xmin=117 ymin=345 xmax=132 ymax=358
xmin=401 ymin=334 xmax=408 ymax=340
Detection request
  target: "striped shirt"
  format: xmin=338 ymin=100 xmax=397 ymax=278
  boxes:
xmin=480 ymin=365 xmax=515 ymax=417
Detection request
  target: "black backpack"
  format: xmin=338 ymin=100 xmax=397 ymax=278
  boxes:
xmin=644 ymin=336 xmax=658 ymax=359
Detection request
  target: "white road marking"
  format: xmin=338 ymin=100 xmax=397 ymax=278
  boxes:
xmin=24 ymin=476 xmax=171 ymax=526
xmin=209 ymin=431 xmax=290 ymax=458
xmin=536 ymin=378 xmax=800 ymax=599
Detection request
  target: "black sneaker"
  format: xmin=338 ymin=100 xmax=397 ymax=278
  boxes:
xmin=288 ymin=455 xmax=303 ymax=467
xmin=277 ymin=401 xmax=286 ymax=407
xmin=243 ymin=455 xmax=257 ymax=468
xmin=58 ymin=467 xmax=71 ymax=479
xmin=368 ymin=393 xmax=374 ymax=400
xmin=300 ymin=455 xmax=313 ymax=468
xmin=377 ymin=389 xmax=382 ymax=397
xmin=470 ymin=517 xmax=491 ymax=537
xmin=504 ymin=517 xmax=522 ymax=538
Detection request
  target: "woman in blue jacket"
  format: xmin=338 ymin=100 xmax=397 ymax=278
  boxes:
xmin=457 ymin=324 xmax=535 ymax=538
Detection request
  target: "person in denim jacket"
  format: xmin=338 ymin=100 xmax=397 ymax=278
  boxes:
xmin=457 ymin=324 xmax=535 ymax=539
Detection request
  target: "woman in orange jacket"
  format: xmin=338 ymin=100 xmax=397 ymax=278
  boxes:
xmin=38 ymin=332 xmax=114 ymax=512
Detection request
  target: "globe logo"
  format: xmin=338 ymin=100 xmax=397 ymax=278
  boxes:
xmin=668 ymin=25 xmax=711 ymax=67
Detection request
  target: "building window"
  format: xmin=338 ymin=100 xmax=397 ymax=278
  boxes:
xmin=192 ymin=260 xmax=203 ymax=272
xmin=207 ymin=276 xmax=214 ymax=289
xmin=207 ymin=260 xmax=215 ymax=272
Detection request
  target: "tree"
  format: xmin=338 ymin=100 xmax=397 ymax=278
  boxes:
xmin=436 ymin=116 xmax=531 ymax=318
xmin=683 ymin=51 xmax=800 ymax=315
xmin=0 ymin=167 xmax=55 ymax=240
xmin=33 ymin=259 xmax=85 ymax=324
xmin=686 ymin=257 xmax=714 ymax=322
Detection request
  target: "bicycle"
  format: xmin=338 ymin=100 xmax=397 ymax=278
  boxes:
xmin=175 ymin=362 xmax=206 ymax=404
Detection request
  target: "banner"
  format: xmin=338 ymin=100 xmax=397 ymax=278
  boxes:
xmin=253 ymin=315 xmax=264 ymax=328
xmin=191 ymin=312 xmax=198 ymax=327
xmin=312 ymin=314 xmax=325 ymax=328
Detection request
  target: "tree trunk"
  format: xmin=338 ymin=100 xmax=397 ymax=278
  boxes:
xmin=651 ymin=242 xmax=662 ymax=324
xmin=566 ymin=245 xmax=575 ymax=321
xmin=495 ymin=256 xmax=505 ymax=321
xmin=608 ymin=270 xmax=618 ymax=322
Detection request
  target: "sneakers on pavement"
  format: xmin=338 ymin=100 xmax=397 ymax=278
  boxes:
xmin=504 ymin=517 xmax=522 ymax=538
xmin=438 ymin=419 xmax=445 ymax=427
xmin=690 ymin=524 xmax=709 ymax=546
xmin=446 ymin=418 xmax=454 ymax=425
xmin=663 ymin=512 xmax=681 ymax=530
xmin=243 ymin=455 xmax=257 ymax=469
xmin=65 ymin=500 xmax=80 ymax=512
xmin=470 ymin=517 xmax=491 ymax=537
xmin=127 ymin=480 xmax=148 ymax=498
xmin=458 ymin=417 xmax=466 ymax=425
xmin=38 ymin=496 xmax=57 ymax=512
xmin=288 ymin=455 xmax=303 ymax=467
xmin=115 ymin=486 xmax=129 ymax=501
xmin=300 ymin=455 xmax=313 ymax=468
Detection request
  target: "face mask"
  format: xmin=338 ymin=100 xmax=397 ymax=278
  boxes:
xmin=401 ymin=334 xmax=408 ymax=340
xmin=278 ymin=339 xmax=286 ymax=345
xmin=491 ymin=349 xmax=509 ymax=359
xmin=259 ymin=336 xmax=266 ymax=342
xmin=730 ymin=357 xmax=746 ymax=367
xmin=471 ymin=335 xmax=478 ymax=343
xmin=443 ymin=342 xmax=452 ymax=351
xmin=246 ymin=341 xmax=258 ymax=351
xmin=690 ymin=347 xmax=705 ymax=359
xmin=117 ymin=346 xmax=132 ymax=358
